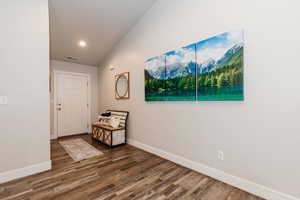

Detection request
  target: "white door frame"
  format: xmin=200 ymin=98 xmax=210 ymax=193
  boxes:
xmin=53 ymin=70 xmax=92 ymax=139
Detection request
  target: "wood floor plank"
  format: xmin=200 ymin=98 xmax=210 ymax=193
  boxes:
xmin=0 ymin=134 xmax=264 ymax=200
xmin=199 ymin=182 xmax=233 ymax=200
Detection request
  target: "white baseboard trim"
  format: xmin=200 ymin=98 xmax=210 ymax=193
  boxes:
xmin=0 ymin=161 xmax=52 ymax=184
xmin=128 ymin=139 xmax=299 ymax=200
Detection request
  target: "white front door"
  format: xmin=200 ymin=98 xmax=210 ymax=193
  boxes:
xmin=56 ymin=73 xmax=89 ymax=137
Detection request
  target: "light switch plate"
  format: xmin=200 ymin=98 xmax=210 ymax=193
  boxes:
xmin=0 ymin=96 xmax=8 ymax=105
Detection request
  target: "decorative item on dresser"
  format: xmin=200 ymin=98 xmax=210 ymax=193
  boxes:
xmin=92 ymin=110 xmax=129 ymax=147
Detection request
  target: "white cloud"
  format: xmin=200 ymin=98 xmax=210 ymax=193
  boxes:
xmin=166 ymin=47 xmax=195 ymax=66
xmin=166 ymin=54 xmax=181 ymax=66
xmin=196 ymin=30 xmax=243 ymax=65
xmin=196 ymin=47 xmax=229 ymax=64
xmin=145 ymin=56 xmax=165 ymax=71
xmin=145 ymin=31 xmax=243 ymax=70
xmin=227 ymin=30 xmax=243 ymax=44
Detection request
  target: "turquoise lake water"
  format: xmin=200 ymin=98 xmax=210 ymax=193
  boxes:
xmin=145 ymin=85 xmax=243 ymax=101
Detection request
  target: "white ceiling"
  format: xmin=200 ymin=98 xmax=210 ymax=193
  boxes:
xmin=49 ymin=0 xmax=156 ymax=66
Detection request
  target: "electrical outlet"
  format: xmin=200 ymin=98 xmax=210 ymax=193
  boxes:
xmin=218 ymin=150 xmax=224 ymax=161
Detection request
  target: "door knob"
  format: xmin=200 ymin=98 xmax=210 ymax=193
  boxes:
xmin=58 ymin=108 xmax=61 ymax=111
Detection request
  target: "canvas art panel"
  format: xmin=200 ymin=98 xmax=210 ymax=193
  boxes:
xmin=144 ymin=30 xmax=244 ymax=101
xmin=164 ymin=44 xmax=196 ymax=101
xmin=145 ymin=55 xmax=166 ymax=101
xmin=196 ymin=31 xmax=244 ymax=101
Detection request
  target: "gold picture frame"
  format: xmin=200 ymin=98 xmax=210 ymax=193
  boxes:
xmin=115 ymin=72 xmax=130 ymax=99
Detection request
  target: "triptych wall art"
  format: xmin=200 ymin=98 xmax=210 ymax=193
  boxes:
xmin=144 ymin=30 xmax=244 ymax=101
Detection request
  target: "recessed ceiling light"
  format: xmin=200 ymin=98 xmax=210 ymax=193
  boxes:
xmin=79 ymin=40 xmax=87 ymax=47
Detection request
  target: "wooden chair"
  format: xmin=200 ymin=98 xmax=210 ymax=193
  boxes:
xmin=92 ymin=110 xmax=129 ymax=147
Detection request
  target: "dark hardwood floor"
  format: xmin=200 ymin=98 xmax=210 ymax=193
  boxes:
xmin=0 ymin=134 xmax=264 ymax=200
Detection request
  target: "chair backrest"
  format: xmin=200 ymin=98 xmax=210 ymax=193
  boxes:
xmin=106 ymin=110 xmax=129 ymax=128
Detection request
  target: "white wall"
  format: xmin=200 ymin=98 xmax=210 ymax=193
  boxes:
xmin=50 ymin=60 xmax=98 ymax=138
xmin=98 ymin=0 xmax=300 ymax=199
xmin=0 ymin=0 xmax=50 ymax=177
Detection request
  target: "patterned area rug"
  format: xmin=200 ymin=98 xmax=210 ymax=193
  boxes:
xmin=59 ymin=138 xmax=103 ymax=162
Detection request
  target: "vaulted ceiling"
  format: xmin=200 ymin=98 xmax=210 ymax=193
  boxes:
xmin=49 ymin=0 xmax=156 ymax=66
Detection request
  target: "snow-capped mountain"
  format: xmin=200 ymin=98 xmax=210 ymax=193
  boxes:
xmin=145 ymin=43 xmax=243 ymax=80
xmin=166 ymin=64 xmax=187 ymax=79
xmin=197 ymin=43 xmax=243 ymax=74
xmin=165 ymin=62 xmax=196 ymax=79
xmin=197 ymin=58 xmax=216 ymax=74
xmin=217 ymin=43 xmax=243 ymax=66
xmin=147 ymin=66 xmax=166 ymax=80
xmin=225 ymin=43 xmax=243 ymax=57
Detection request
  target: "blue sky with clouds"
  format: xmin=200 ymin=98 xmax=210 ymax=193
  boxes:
xmin=165 ymin=44 xmax=195 ymax=67
xmin=196 ymin=30 xmax=244 ymax=64
xmin=145 ymin=30 xmax=243 ymax=71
